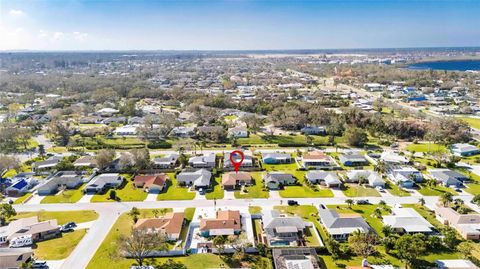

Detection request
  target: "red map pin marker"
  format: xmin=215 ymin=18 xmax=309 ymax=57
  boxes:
xmin=229 ymin=150 xmax=244 ymax=173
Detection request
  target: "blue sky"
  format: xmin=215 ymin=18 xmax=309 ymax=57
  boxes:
xmin=0 ymin=0 xmax=479 ymax=50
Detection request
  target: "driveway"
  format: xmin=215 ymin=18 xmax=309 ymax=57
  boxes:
xmin=26 ymin=193 xmax=44 ymax=204
xmin=77 ymin=193 xmax=93 ymax=203
xmin=224 ymin=190 xmax=236 ymax=200
xmin=330 ymin=188 xmax=346 ymax=198
xmin=144 ymin=192 xmax=158 ymax=201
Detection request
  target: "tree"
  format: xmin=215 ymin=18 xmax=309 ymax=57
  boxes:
xmin=440 ymin=192 xmax=453 ymax=207
xmin=118 ymin=228 xmax=167 ymax=266
xmin=228 ymin=233 xmax=251 ymax=262
xmin=0 ymin=155 xmax=20 ymax=176
xmin=0 ymin=203 xmax=16 ymax=225
xmin=418 ymin=198 xmax=426 ymax=207
xmin=325 ymin=237 xmax=342 ymax=259
xmin=442 ymin=227 xmax=459 ymax=249
xmin=95 ymin=149 xmax=116 ymax=170
xmin=394 ymin=234 xmax=427 ymax=269
xmin=348 ymin=231 xmax=378 ymax=258
xmin=109 ymin=190 xmax=117 ymax=200
xmin=345 ymin=126 xmax=368 ymax=147
xmin=128 ymin=207 xmax=141 ymax=223
xmin=382 ymin=225 xmax=394 ymax=237
xmin=242 ymin=115 xmax=264 ymax=134
xmin=473 ymin=194 xmax=480 ymax=206
xmin=373 ymin=208 xmax=382 ymax=219
xmin=345 ymin=199 xmax=354 ymax=208
xmin=212 ymin=235 xmax=227 ymax=258
xmin=157 ymin=259 xmax=187 ymax=269
xmin=457 ymin=241 xmax=474 ymax=259
xmin=47 ymin=120 xmax=71 ymax=146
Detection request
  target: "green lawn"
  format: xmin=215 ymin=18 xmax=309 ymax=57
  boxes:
xmin=91 ymin=175 xmax=148 ymax=202
xmin=385 ymin=181 xmax=411 ymax=196
xmin=157 ymin=173 xmax=196 ymax=200
xmin=465 ymin=182 xmax=480 ymax=195
xmin=280 ymin=185 xmax=334 ymax=198
xmin=458 ymin=117 xmax=480 ymax=129
xmin=237 ymin=134 xmax=329 ymax=145
xmin=41 ymin=184 xmax=86 ymax=204
xmin=13 ymin=192 xmax=33 ymax=204
xmin=234 ymin=172 xmax=269 ymax=199
xmin=401 ymin=204 xmax=444 ymax=228
xmin=417 ymin=183 xmax=458 ymax=196
xmin=2 ymin=168 xmax=17 ymax=178
xmin=342 ymin=185 xmax=381 ymax=197
xmin=406 ymin=143 xmax=447 ymax=153
xmin=326 ymin=204 xmax=391 ymax=236
xmin=13 ymin=210 xmax=98 ymax=225
xmin=34 ymin=229 xmax=87 ymax=260
xmin=249 ymin=206 xmax=262 ymax=215
xmin=205 ymin=175 xmax=224 ymax=200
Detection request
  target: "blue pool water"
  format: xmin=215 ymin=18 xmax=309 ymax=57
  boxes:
xmin=408 ymin=60 xmax=480 ymax=71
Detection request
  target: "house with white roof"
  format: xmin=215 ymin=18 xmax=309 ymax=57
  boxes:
xmin=345 ymin=170 xmax=385 ymax=188
xmin=380 ymin=151 xmax=409 ymax=165
xmin=388 ymin=167 xmax=423 ymax=188
xmin=227 ymin=126 xmax=248 ymax=138
xmin=429 ymin=169 xmax=468 ymax=187
xmin=383 ymin=207 xmax=434 ymax=234
xmin=451 ymin=143 xmax=480 ymax=157
xmin=188 ymin=153 xmax=216 ymax=169
xmin=305 ymin=171 xmax=342 ymax=188
xmin=318 ymin=206 xmax=371 ymax=241
xmin=113 ymin=125 xmax=137 ymax=136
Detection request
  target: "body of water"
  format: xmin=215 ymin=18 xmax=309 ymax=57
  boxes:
xmin=408 ymin=60 xmax=480 ymax=71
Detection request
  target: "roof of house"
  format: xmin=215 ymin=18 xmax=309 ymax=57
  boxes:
xmin=318 ymin=208 xmax=371 ymax=235
xmin=380 ymin=151 xmax=408 ymax=164
xmin=134 ymin=174 xmax=168 ymax=188
xmin=189 ymin=154 xmax=216 ymax=164
xmin=73 ymin=156 xmax=97 ymax=167
xmin=34 ymin=156 xmax=63 ymax=169
xmin=38 ymin=171 xmax=83 ymax=191
xmin=6 ymin=216 xmax=59 ymax=240
xmin=86 ymin=173 xmax=122 ymax=189
xmin=133 ymin=212 xmax=185 ymax=235
xmin=177 ymin=169 xmax=211 ymax=187
xmin=429 ymin=169 xmax=468 ymax=183
xmin=262 ymin=153 xmax=291 ymax=160
xmin=264 ymin=172 xmax=295 ymax=183
xmin=222 ymin=172 xmax=252 ymax=186
xmin=383 ymin=207 xmax=434 ymax=233
xmin=303 ymin=151 xmax=331 ymax=161
xmin=452 ymin=143 xmax=479 ymax=153
xmin=339 ymin=153 xmax=367 ymax=163
xmin=199 ymin=210 xmax=241 ymax=231
xmin=153 ymin=154 xmax=179 ymax=164
xmin=262 ymin=209 xmax=306 ymax=230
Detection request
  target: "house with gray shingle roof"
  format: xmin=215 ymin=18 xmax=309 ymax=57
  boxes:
xmin=318 ymin=206 xmax=371 ymax=241
xmin=84 ymin=173 xmax=123 ymax=194
xmin=264 ymin=172 xmax=296 ymax=189
xmin=305 ymin=171 xmax=341 ymax=188
xmin=429 ymin=169 xmax=468 ymax=187
xmin=262 ymin=153 xmax=292 ymax=164
xmin=261 ymin=210 xmax=307 ymax=247
xmin=176 ymin=169 xmax=211 ymax=189
xmin=37 ymin=171 xmax=84 ymax=195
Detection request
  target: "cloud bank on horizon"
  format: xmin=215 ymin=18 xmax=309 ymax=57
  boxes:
xmin=0 ymin=0 xmax=479 ymax=51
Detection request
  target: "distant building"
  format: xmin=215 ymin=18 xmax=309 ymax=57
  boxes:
xmin=188 ymin=154 xmax=216 ymax=169
xmin=339 ymin=153 xmax=369 ymax=167
xmin=228 ymin=126 xmax=249 ymax=138
xmin=32 ymin=156 xmax=63 ymax=172
xmin=262 ymin=153 xmax=292 ymax=164
xmin=272 ymin=248 xmax=321 ymax=269
xmin=383 ymin=207 xmax=434 ymax=234
xmin=133 ymin=212 xmax=185 ymax=241
xmin=113 ymin=125 xmax=137 ymax=136
xmin=73 ymin=156 xmax=98 ymax=168
xmin=153 ymin=154 xmax=179 ymax=169
xmin=451 ymin=143 xmax=480 ymax=157
xmin=264 ymin=172 xmax=296 ymax=189
xmin=380 ymin=151 xmax=409 ymax=165
xmin=300 ymin=126 xmax=326 ymax=135
xmin=84 ymin=173 xmax=123 ymax=194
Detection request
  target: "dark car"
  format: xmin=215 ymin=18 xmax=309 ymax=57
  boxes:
xmin=356 ymin=199 xmax=370 ymax=205
xmin=32 ymin=260 xmax=48 ymax=269
xmin=287 ymin=200 xmax=299 ymax=206
xmin=60 ymin=222 xmax=77 ymax=232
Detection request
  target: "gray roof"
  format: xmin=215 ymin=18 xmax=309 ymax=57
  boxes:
xmin=264 ymin=172 xmax=295 ymax=183
xmin=262 ymin=153 xmax=291 ymax=160
xmin=177 ymin=169 xmax=212 ymax=187
xmin=318 ymin=208 xmax=371 ymax=234
xmin=38 ymin=171 xmax=83 ymax=191
xmin=86 ymin=173 xmax=122 ymax=189
xmin=262 ymin=210 xmax=306 ymax=230
xmin=430 ymin=169 xmax=468 ymax=183
xmin=339 ymin=154 xmax=367 ymax=163
xmin=154 ymin=154 xmax=179 ymax=164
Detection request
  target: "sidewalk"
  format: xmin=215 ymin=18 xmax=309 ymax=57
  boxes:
xmin=77 ymin=193 xmax=93 ymax=203
xmin=25 ymin=193 xmax=44 ymax=205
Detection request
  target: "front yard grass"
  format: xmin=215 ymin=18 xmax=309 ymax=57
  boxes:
xmin=91 ymin=175 xmax=147 ymax=202
xmin=326 ymin=204 xmax=391 ymax=236
xmin=205 ymin=175 xmax=224 ymax=200
xmin=34 ymin=229 xmax=87 ymax=260
xmin=385 ymin=181 xmax=411 ymax=196
xmin=12 ymin=210 xmax=98 ymax=225
xmin=465 ymin=182 xmax=480 ymax=195
xmin=157 ymin=173 xmax=195 ymax=200
xmin=458 ymin=117 xmax=480 ymax=129
xmin=234 ymin=172 xmax=269 ymax=199
xmin=41 ymin=184 xmax=86 ymax=204
xmin=280 ymin=185 xmax=334 ymax=198
xmin=342 ymin=184 xmax=381 ymax=197
xmin=417 ymin=183 xmax=458 ymax=196
xmin=13 ymin=192 xmax=33 ymax=204
xmin=406 ymin=143 xmax=447 ymax=153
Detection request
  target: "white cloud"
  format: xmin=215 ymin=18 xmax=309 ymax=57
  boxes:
xmin=73 ymin=31 xmax=88 ymax=41
xmin=38 ymin=30 xmax=48 ymax=38
xmin=9 ymin=9 xmax=25 ymax=16
xmin=52 ymin=31 xmax=64 ymax=41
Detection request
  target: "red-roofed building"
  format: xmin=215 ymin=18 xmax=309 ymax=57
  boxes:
xmin=133 ymin=174 xmax=168 ymax=193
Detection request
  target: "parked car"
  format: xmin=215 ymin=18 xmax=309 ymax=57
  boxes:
xmin=287 ymin=200 xmax=299 ymax=206
xmin=32 ymin=260 xmax=48 ymax=269
xmin=60 ymin=222 xmax=77 ymax=232
xmin=356 ymin=199 xmax=370 ymax=205
xmin=376 ymin=186 xmax=384 ymax=192
xmin=9 ymin=235 xmax=33 ymax=248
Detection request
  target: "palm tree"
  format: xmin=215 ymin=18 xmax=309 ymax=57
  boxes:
xmin=382 ymin=225 xmax=394 ymax=237
xmin=346 ymin=199 xmax=354 ymax=208
xmin=379 ymin=200 xmax=387 ymax=208
xmin=440 ymin=192 xmax=453 ymax=207
xmin=374 ymin=161 xmax=387 ymax=174
xmin=373 ymin=208 xmax=382 ymax=219
xmin=418 ymin=198 xmax=425 ymax=207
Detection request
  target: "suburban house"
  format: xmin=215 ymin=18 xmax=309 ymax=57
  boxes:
xmin=223 ymin=152 xmax=253 ymax=169
xmin=171 ymin=126 xmax=196 ymax=138
xmin=380 ymin=151 xmax=409 ymax=164
xmin=435 ymin=206 xmax=480 ymax=240
xmin=261 ymin=209 xmax=307 ymax=247
xmin=133 ymin=174 xmax=168 ymax=193
xmin=0 ymin=216 xmax=60 ymax=243
xmin=339 ymin=153 xmax=369 ymax=167
xmin=345 ymin=170 xmax=385 ymax=188
xmin=84 ymin=173 xmax=123 ymax=194
xmin=73 ymin=156 xmax=98 ymax=168
xmin=5 ymin=179 xmax=30 ymax=197
xmin=262 ymin=153 xmax=292 ymax=164
xmin=199 ymin=210 xmax=242 ymax=237
xmin=32 ymin=156 xmax=63 ymax=172
xmin=264 ymin=172 xmax=296 ymax=189
xmin=228 ymin=126 xmax=249 ymax=138
xmin=113 ymin=125 xmax=137 ymax=136
xmin=388 ymin=167 xmax=423 ymax=188
xmin=221 ymin=172 xmax=253 ymax=190
xmin=300 ymin=126 xmax=326 ymax=135
xmin=272 ymin=248 xmax=321 ymax=269
xmin=133 ymin=212 xmax=185 ymax=241
xmin=176 ymin=169 xmax=212 ymax=189
xmin=435 ymin=259 xmax=478 ymax=269
xmin=318 ymin=207 xmax=371 ymax=241
xmin=188 ymin=153 xmax=216 ymax=169
xmin=37 ymin=171 xmax=84 ymax=195
xmin=0 ymin=248 xmax=33 ymax=269
xmin=152 ymin=154 xmax=179 ymax=169
xmin=429 ymin=169 xmax=468 ymax=187
xmin=302 ymin=151 xmax=336 ymax=169
xmin=305 ymin=171 xmax=342 ymax=188
xmin=451 ymin=143 xmax=480 ymax=157
xmin=97 ymin=107 xmax=119 ymax=117
xmin=383 ymin=207 xmax=434 ymax=234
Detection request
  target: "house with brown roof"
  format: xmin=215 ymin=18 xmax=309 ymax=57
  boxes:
xmin=0 ymin=217 xmax=60 ymax=244
xmin=199 ymin=210 xmax=242 ymax=237
xmin=133 ymin=174 xmax=168 ymax=193
xmin=221 ymin=172 xmax=253 ymax=190
xmin=133 ymin=212 xmax=185 ymax=241
xmin=0 ymin=248 xmax=33 ymax=269
xmin=435 ymin=206 xmax=480 ymax=240
xmin=302 ymin=151 xmax=336 ymax=169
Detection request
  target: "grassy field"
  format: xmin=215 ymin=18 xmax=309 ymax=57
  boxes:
xmin=406 ymin=143 xmax=447 ymax=153
xmin=249 ymin=206 xmax=262 ymax=215
xmin=13 ymin=192 xmax=33 ymax=204
xmin=385 ymin=181 xmax=411 ymax=196
xmin=280 ymin=185 xmax=334 ymax=198
xmin=326 ymin=204 xmax=390 ymax=236
xmin=91 ymin=175 xmax=148 ymax=202
xmin=205 ymin=175 xmax=225 ymax=200
xmin=34 ymin=229 xmax=87 ymax=260
xmin=157 ymin=173 xmax=196 ymax=200
xmin=458 ymin=117 xmax=480 ymax=129
xmin=234 ymin=172 xmax=269 ymax=199
xmin=465 ymin=182 xmax=480 ymax=195
xmin=41 ymin=184 xmax=86 ymax=204
xmin=237 ymin=134 xmax=329 ymax=145
xmin=417 ymin=183 xmax=458 ymax=196
xmin=13 ymin=210 xmax=98 ymax=225
xmin=342 ymin=185 xmax=381 ymax=197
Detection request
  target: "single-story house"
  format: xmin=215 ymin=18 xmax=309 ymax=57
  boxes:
xmin=228 ymin=126 xmax=249 ymax=138
xmin=305 ymin=171 xmax=342 ymax=188
xmin=153 ymin=154 xmax=179 ymax=169
xmin=133 ymin=174 xmax=168 ymax=193
xmin=37 ymin=171 xmax=84 ymax=195
xmin=435 ymin=259 xmax=478 ymax=269
xmin=221 ymin=172 xmax=253 ymax=190
xmin=345 ymin=170 xmax=385 ymax=187
xmin=176 ymin=169 xmax=212 ymax=189
xmin=0 ymin=216 xmax=60 ymax=243
xmin=388 ymin=167 xmax=423 ymax=188
xmin=188 ymin=154 xmax=216 ymax=169
xmin=380 ymin=151 xmax=409 ymax=165
xmin=223 ymin=152 xmax=253 ymax=169
xmin=272 ymin=248 xmax=321 ymax=269
xmin=5 ymin=179 xmax=29 ymax=197
xmin=73 ymin=156 xmax=98 ymax=168
xmin=264 ymin=172 xmax=296 ymax=189
xmin=302 ymin=151 xmax=336 ymax=169
xmin=262 ymin=153 xmax=292 ymax=164
xmin=32 ymin=156 xmax=63 ymax=172
xmin=199 ymin=210 xmax=242 ymax=237
xmin=261 ymin=209 xmax=307 ymax=247
xmin=133 ymin=212 xmax=185 ymax=241
xmin=383 ymin=207 xmax=434 ymax=234
xmin=171 ymin=126 xmax=196 ymax=138
xmin=451 ymin=143 xmax=480 ymax=157
xmin=0 ymin=248 xmax=33 ymax=269
xmin=318 ymin=207 xmax=371 ymax=241
xmin=97 ymin=107 xmax=119 ymax=117
xmin=84 ymin=173 xmax=123 ymax=194
xmin=435 ymin=206 xmax=480 ymax=240
xmin=113 ymin=125 xmax=137 ymax=136
xmin=429 ymin=169 xmax=468 ymax=187
xmin=300 ymin=126 xmax=326 ymax=135
xmin=339 ymin=153 xmax=369 ymax=167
